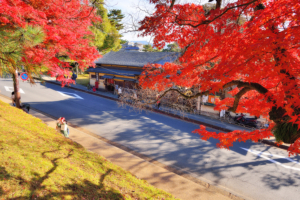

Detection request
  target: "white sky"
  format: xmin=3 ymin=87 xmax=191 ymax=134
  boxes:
xmin=105 ymin=0 xmax=212 ymax=42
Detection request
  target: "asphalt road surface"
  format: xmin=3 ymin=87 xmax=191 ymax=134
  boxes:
xmin=1 ymin=78 xmax=300 ymax=200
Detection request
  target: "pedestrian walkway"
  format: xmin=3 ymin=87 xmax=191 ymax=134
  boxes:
xmin=0 ymin=94 xmax=235 ymax=200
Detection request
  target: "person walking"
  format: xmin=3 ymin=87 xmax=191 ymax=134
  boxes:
xmin=114 ymin=84 xmax=119 ymax=95
xmin=71 ymin=71 xmax=77 ymax=84
xmin=56 ymin=117 xmax=69 ymax=138
xmin=118 ymin=86 xmax=122 ymax=98
xmin=156 ymin=94 xmax=161 ymax=110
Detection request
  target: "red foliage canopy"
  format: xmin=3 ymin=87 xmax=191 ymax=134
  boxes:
xmin=0 ymin=0 xmax=100 ymax=86
xmin=138 ymin=0 xmax=300 ymax=155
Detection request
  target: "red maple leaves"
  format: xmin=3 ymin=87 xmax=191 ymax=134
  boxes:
xmin=1 ymin=0 xmax=101 ymax=85
xmin=139 ymin=0 xmax=300 ymax=155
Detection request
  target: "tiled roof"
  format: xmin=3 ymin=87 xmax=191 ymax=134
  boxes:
xmin=94 ymin=51 xmax=180 ymax=67
xmin=87 ymin=67 xmax=142 ymax=77
xmin=124 ymin=46 xmax=140 ymax=50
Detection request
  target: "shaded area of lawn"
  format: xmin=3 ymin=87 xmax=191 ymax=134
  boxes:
xmin=0 ymin=100 xmax=176 ymax=200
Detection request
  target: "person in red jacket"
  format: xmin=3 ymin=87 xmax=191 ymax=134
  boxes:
xmin=95 ymin=80 xmax=99 ymax=90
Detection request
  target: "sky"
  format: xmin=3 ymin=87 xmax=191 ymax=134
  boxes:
xmin=105 ymin=0 xmax=212 ymax=42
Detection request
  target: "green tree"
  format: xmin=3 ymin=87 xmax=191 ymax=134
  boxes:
xmin=0 ymin=26 xmax=44 ymax=108
xmin=143 ymin=44 xmax=154 ymax=52
xmin=120 ymin=39 xmax=128 ymax=45
xmin=143 ymin=44 xmax=162 ymax=52
xmin=108 ymin=9 xmax=125 ymax=31
xmin=90 ymin=1 xmax=122 ymax=54
xmin=162 ymin=43 xmax=180 ymax=52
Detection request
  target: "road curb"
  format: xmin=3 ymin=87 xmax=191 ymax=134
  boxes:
xmin=41 ymin=79 xmax=290 ymax=152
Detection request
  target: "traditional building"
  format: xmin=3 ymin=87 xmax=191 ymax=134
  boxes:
xmin=120 ymin=42 xmax=144 ymax=52
xmin=87 ymin=51 xmax=179 ymax=91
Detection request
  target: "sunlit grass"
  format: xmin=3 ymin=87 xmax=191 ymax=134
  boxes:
xmin=76 ymin=74 xmax=89 ymax=87
xmin=0 ymin=100 xmax=176 ymax=200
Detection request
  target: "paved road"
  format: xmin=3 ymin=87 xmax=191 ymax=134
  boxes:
xmin=1 ymin=78 xmax=300 ymax=200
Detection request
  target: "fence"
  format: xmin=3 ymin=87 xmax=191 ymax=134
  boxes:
xmin=0 ymin=72 xmax=12 ymax=78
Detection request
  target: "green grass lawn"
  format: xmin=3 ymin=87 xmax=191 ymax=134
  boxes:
xmin=76 ymin=74 xmax=90 ymax=87
xmin=0 ymin=101 xmax=176 ymax=200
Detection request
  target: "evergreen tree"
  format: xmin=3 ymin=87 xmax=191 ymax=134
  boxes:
xmin=91 ymin=1 xmax=122 ymax=54
xmin=0 ymin=26 xmax=44 ymax=108
xmin=162 ymin=43 xmax=180 ymax=52
xmin=108 ymin=9 xmax=125 ymax=31
xmin=143 ymin=44 xmax=154 ymax=52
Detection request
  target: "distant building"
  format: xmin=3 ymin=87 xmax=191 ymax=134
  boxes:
xmin=121 ymin=42 xmax=144 ymax=52
xmin=87 ymin=51 xmax=179 ymax=91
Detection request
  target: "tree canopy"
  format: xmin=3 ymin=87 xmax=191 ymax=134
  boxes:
xmin=90 ymin=1 xmax=124 ymax=54
xmin=0 ymin=26 xmax=44 ymax=79
xmin=108 ymin=9 xmax=125 ymax=31
xmin=162 ymin=43 xmax=180 ymax=52
xmin=0 ymin=0 xmax=100 ymax=86
xmin=138 ymin=0 xmax=300 ymax=155
xmin=143 ymin=44 xmax=161 ymax=52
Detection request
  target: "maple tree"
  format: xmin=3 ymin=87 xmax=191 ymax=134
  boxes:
xmin=0 ymin=0 xmax=101 ymax=107
xmin=137 ymin=0 xmax=300 ymax=155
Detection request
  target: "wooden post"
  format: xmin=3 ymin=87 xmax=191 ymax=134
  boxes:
xmin=197 ymin=96 xmax=200 ymax=114
xmin=200 ymin=96 xmax=202 ymax=114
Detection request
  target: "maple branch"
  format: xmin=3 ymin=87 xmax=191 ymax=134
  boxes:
xmin=159 ymin=88 xmax=210 ymax=100
xmin=174 ymin=0 xmax=258 ymax=28
xmin=223 ymin=80 xmax=269 ymax=112
xmin=69 ymin=0 xmax=98 ymax=20
xmin=223 ymin=80 xmax=268 ymax=94
xmin=169 ymin=0 xmax=176 ymax=9
xmin=136 ymin=79 xmax=269 ymax=107
xmin=228 ymin=87 xmax=252 ymax=112
xmin=194 ymin=55 xmax=219 ymax=68
xmin=216 ymin=0 xmax=222 ymax=9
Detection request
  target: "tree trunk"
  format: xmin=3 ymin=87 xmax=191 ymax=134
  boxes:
xmin=12 ymin=70 xmax=21 ymax=108
xmin=216 ymin=0 xmax=222 ymax=9
xmin=76 ymin=62 xmax=79 ymax=75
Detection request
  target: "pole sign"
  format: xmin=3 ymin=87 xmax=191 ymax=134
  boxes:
xmin=20 ymin=72 xmax=29 ymax=81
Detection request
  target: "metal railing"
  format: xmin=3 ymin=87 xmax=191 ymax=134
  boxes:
xmin=0 ymin=73 xmax=12 ymax=78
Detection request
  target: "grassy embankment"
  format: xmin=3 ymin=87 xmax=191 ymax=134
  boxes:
xmin=0 ymin=100 xmax=176 ymax=200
